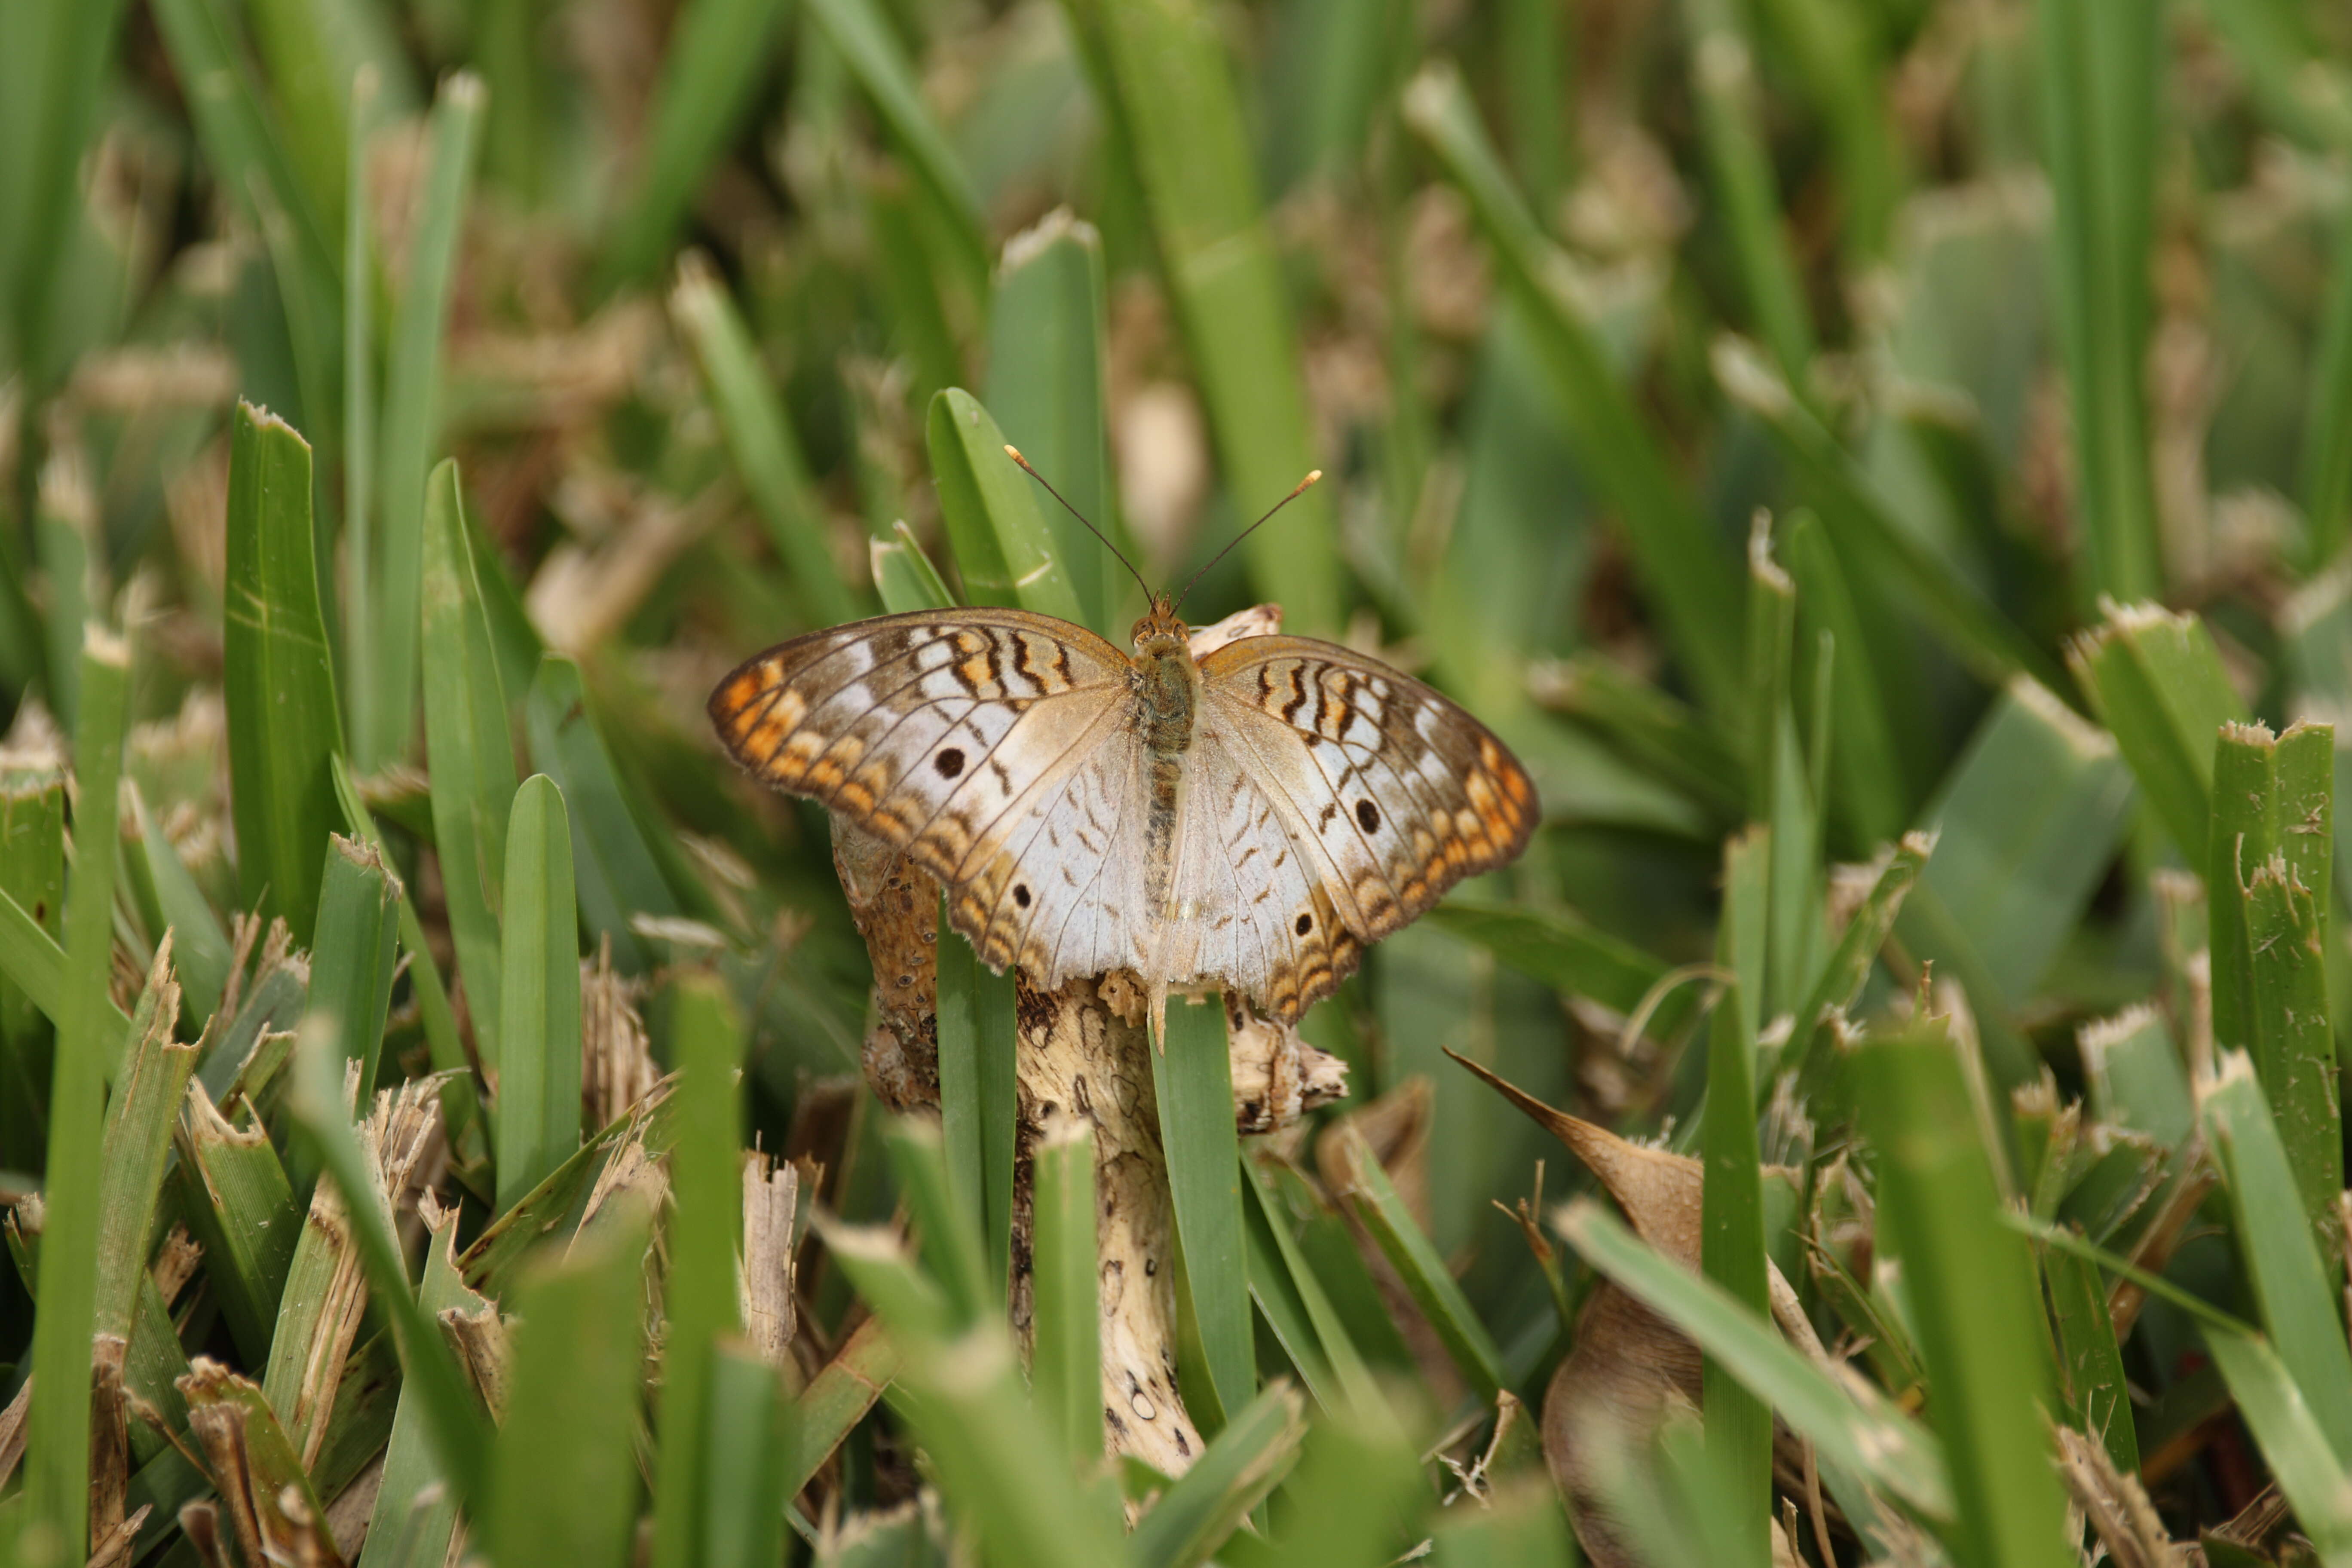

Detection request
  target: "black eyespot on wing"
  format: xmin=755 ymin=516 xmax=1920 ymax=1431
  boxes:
xmin=934 ymin=747 xmax=966 ymax=778
xmin=1295 ymin=912 xmax=1313 ymax=936
xmin=1014 ymin=883 xmax=1032 ymax=908
xmin=1355 ymin=799 xmax=1381 ymax=833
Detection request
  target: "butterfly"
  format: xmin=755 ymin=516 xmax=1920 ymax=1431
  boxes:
xmin=708 ymin=452 xmax=1537 ymax=1029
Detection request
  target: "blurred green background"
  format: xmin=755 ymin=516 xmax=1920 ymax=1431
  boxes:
xmin=4 ymin=0 xmax=2352 ymax=1561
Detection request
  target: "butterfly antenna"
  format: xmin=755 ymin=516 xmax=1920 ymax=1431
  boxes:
xmin=1003 ymin=446 xmax=1155 ymax=607
xmin=1171 ymin=469 xmax=1322 ymax=615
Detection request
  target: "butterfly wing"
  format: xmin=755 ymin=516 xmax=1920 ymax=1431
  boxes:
xmin=710 ymin=610 xmax=1150 ymax=974
xmin=1187 ymin=636 xmax=1539 ymax=1017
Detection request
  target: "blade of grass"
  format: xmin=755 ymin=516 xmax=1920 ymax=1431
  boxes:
xmin=365 ymin=73 xmax=483 ymax=769
xmin=805 ymin=0 xmax=989 ymax=299
xmin=311 ymin=833 xmax=399 ymax=1100
xmin=1681 ymin=0 xmax=1815 ymax=381
xmin=775 ymin=1316 xmax=901 ymax=1501
xmin=933 ymin=901 xmax=1019 ymax=1300
xmin=2068 ymin=601 xmax=2245 ymax=861
xmin=650 ymin=972 xmax=747 ymax=1568
xmin=671 ymin=253 xmax=861 ymax=626
xmin=526 ymin=653 xmax=681 ymax=972
xmin=481 ymin=1199 xmax=653 ymax=1568
xmin=420 ymin=459 xmax=517 ymax=1077
xmin=495 ymin=775 xmax=581 ymax=1212
xmin=1403 ymin=59 xmax=1742 ymax=709
xmin=700 ymin=1342 xmax=793 ymax=1568
xmin=1063 ymin=0 xmax=1341 ymax=636
xmin=1030 ymin=1117 xmax=1102 ymax=1462
xmin=174 ymin=1081 xmax=302 ymax=1365
xmin=872 ymin=520 xmax=957 ymax=613
xmin=21 ymin=625 xmax=129 ymax=1564
xmin=927 ymin=391 xmax=1086 ymax=624
xmin=2036 ymin=0 xmax=2162 ymax=606
xmin=1533 ymin=652 xmax=1746 ymax=822
xmin=5 ymin=0 xmax=133 ymax=393
xmin=342 ymin=64 xmax=377 ymax=751
xmin=1713 ymin=336 xmax=2062 ymax=692
xmin=1423 ymin=899 xmax=1688 ymax=1032
xmin=224 ymin=401 xmax=346 ymax=945
xmin=1898 ymin=677 xmax=2135 ymax=1014
xmin=0 ymin=761 xmax=65 ymax=1158
xmin=1779 ymin=830 xmax=1934 ymax=1095
xmin=1851 ymin=1021 xmax=2073 ymax=1568
xmin=2042 ymin=1243 xmax=2137 ymax=1477
xmin=1129 ymin=1383 xmax=1306 ymax=1568
xmin=1331 ymin=1123 xmax=1506 ymax=1403
xmin=92 ymin=951 xmax=191 ymax=1349
xmin=362 ymin=1200 xmax=485 ymax=1567
xmin=285 ymin=1016 xmax=489 ymax=1502
xmin=599 ymin=0 xmax=791 ymax=290
xmin=1701 ymin=888 xmax=1770 ymax=1565
xmin=1154 ymin=995 xmax=1255 ymax=1428
xmin=1782 ymin=509 xmax=1907 ymax=848
xmin=881 ymin=1115 xmax=993 ymax=1328
xmin=2305 ymin=191 xmax=2352 ymax=560
xmin=126 ymin=786 xmax=232 ymax=1028
xmin=1553 ymin=1200 xmax=1953 ymax=1520
xmin=2204 ymin=1054 xmax=2352 ymax=1458
xmin=984 ymin=212 xmax=1119 ymax=635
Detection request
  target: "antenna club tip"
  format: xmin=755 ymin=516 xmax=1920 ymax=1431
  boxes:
xmin=1004 ymin=444 xmax=1023 ymax=461
xmin=1305 ymin=469 xmax=1323 ymax=486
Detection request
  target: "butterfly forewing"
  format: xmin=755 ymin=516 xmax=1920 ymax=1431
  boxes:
xmin=1197 ymin=636 xmax=1538 ymax=946
xmin=708 ymin=608 xmax=1131 ymax=872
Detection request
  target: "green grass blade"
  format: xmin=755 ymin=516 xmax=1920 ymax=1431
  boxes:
xmin=1700 ymin=882 xmax=1770 ymax=1565
xmin=2305 ymin=195 xmax=2352 ymax=560
xmin=933 ymin=901 xmax=1019 ymax=1298
xmin=1030 ymin=1117 xmax=1102 ymax=1463
xmin=2035 ymin=0 xmax=2162 ymax=607
xmin=600 ymin=0 xmax=791 ymax=290
xmin=1063 ymin=0 xmax=1341 ymax=636
xmin=420 ymin=459 xmax=517 ymax=1076
xmin=651 ymin=973 xmax=748 ymax=1568
xmin=805 ymin=0 xmax=989 ymax=297
xmin=365 ymin=73 xmax=483 ymax=769
xmin=775 ymin=1316 xmax=901 ymax=1500
xmin=1779 ymin=830 xmax=1932 ymax=1094
xmin=1423 ymin=899 xmax=1685 ymax=1028
xmin=311 ymin=833 xmax=399 ymax=1099
xmin=245 ymin=0 xmax=347 ymax=235
xmin=482 ymin=1200 xmax=654 ymax=1568
xmin=927 ymin=390 xmax=1086 ymax=624
xmin=526 ymin=653 xmax=681 ymax=972
xmin=173 ymin=1081 xmax=301 ymax=1365
xmin=1331 ymin=1124 xmax=1506 ymax=1403
xmin=21 ymin=626 xmax=129 ymax=1564
xmin=1534 ymin=652 xmax=1746 ymax=822
xmin=285 ymin=1017 xmax=489 ymax=1502
xmin=882 ymin=1115 xmax=994 ymax=1327
xmin=2042 ymin=1243 xmax=2137 ymax=1476
xmin=92 ymin=953 xmax=191 ymax=1348
xmin=127 ymin=787 xmax=233 ymax=1028
xmin=1899 ymin=678 xmax=2135 ymax=1013
xmin=1553 ymin=1201 xmax=1952 ymax=1522
xmin=671 ymin=253 xmax=861 ymax=625
xmin=1852 ymin=1021 xmax=2073 ymax=1568
xmin=224 ymin=401 xmax=346 ymax=945
xmin=1153 ymin=995 xmax=1255 ymax=1427
xmin=0 ymin=763 xmax=64 ymax=1180
xmin=2069 ymin=601 xmax=2246 ymax=861
xmin=1129 ymin=1382 xmax=1306 ymax=1568
xmin=1403 ymin=58 xmax=1743 ymax=709
xmin=1242 ymin=1156 xmax=1385 ymax=1416
xmin=1781 ymin=509 xmax=1906 ymax=848
xmin=2204 ymin=1055 xmax=2352 ymax=1459
xmin=873 ymin=520 xmax=957 ymax=613
xmin=1681 ymin=0 xmax=1816 ymax=380
xmin=1715 ymin=337 xmax=2062 ymax=693
xmin=495 ymin=775 xmax=582 ymax=1212
xmin=1255 ymin=1395 xmax=1425 ymax=1568
xmin=342 ymin=64 xmax=377 ymax=754
xmin=701 ymin=1343 xmax=793 ymax=1568
xmin=984 ymin=213 xmax=1119 ymax=634
xmin=362 ymin=1202 xmax=485 ymax=1567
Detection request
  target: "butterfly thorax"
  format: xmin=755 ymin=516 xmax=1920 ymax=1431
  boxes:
xmin=1130 ymin=604 xmax=1200 ymax=929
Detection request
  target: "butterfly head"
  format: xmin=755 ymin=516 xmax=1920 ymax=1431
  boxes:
xmin=1131 ymin=594 xmax=1192 ymax=657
